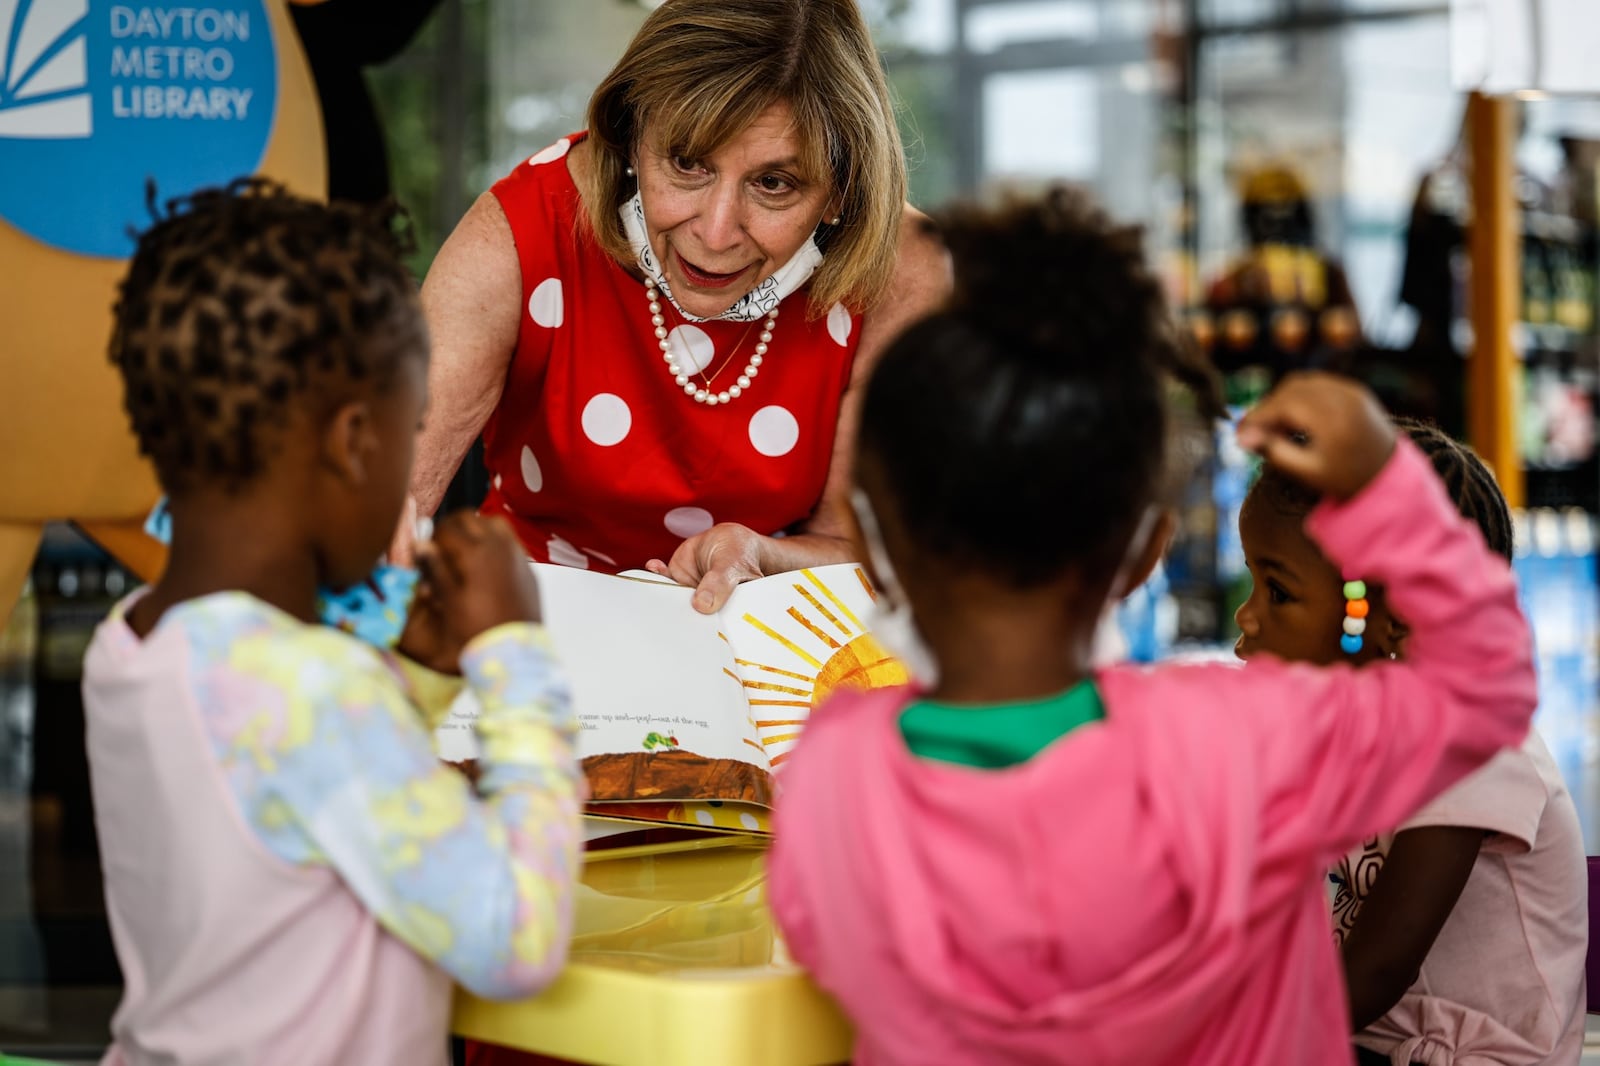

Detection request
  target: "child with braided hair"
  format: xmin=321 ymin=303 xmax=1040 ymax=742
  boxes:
xmin=88 ymin=179 xmax=583 ymax=1065
xmin=1236 ymin=420 xmax=1587 ymax=1065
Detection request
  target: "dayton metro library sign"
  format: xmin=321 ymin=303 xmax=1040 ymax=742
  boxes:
xmin=109 ymin=5 xmax=259 ymax=119
xmin=0 ymin=1 xmax=279 ymax=258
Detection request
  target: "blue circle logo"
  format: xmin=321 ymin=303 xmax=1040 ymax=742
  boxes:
xmin=0 ymin=0 xmax=278 ymax=259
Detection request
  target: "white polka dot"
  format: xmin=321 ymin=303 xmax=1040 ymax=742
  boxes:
xmin=738 ymin=811 xmax=761 ymax=831
xmin=695 ymin=810 xmax=716 ymax=826
xmin=581 ymin=394 xmax=632 ymax=446
xmin=666 ymin=324 xmax=716 ymax=373
xmin=519 ymin=446 xmax=543 ymax=493
xmin=528 ymin=278 xmax=564 ymax=328
xmin=527 ymin=138 xmax=572 ymax=167
xmin=493 ymin=474 xmax=503 ymax=491
xmin=827 ymin=303 xmax=853 ymax=346
xmin=748 ymin=405 xmax=800 ymax=457
xmin=547 ymin=535 xmax=589 ymax=569
xmin=664 ymin=506 xmax=715 ymax=538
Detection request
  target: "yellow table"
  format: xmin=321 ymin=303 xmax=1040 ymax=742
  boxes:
xmin=451 ymin=837 xmax=852 ymax=1066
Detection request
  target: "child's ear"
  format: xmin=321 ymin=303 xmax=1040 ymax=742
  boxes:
xmin=1383 ymin=616 xmax=1411 ymax=659
xmin=1369 ymin=586 xmax=1409 ymax=659
xmin=321 ymin=399 xmax=376 ymax=485
xmin=1114 ymin=509 xmax=1177 ymax=600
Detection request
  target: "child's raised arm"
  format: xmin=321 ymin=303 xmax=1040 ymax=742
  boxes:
xmin=1112 ymin=374 xmax=1536 ymax=880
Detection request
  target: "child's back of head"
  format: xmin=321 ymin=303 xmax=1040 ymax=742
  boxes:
xmin=853 ymin=188 xmax=1222 ymax=698
xmin=111 ymin=180 xmax=429 ymax=620
xmin=858 ymin=187 xmax=1222 ymax=586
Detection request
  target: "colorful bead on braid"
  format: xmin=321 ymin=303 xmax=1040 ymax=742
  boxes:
xmin=1341 ymin=580 xmax=1368 ymax=655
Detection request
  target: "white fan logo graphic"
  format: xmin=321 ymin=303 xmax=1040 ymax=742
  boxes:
xmin=0 ymin=0 xmax=91 ymax=139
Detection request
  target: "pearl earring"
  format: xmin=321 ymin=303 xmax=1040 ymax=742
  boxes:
xmin=829 ymin=215 xmax=841 ymax=225
xmin=625 ymin=165 xmax=636 ymax=177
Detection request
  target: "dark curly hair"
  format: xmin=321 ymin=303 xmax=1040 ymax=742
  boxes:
xmin=858 ymin=186 xmax=1225 ymax=586
xmin=109 ymin=178 xmax=424 ymax=496
xmin=1251 ymin=416 xmax=1513 ymax=562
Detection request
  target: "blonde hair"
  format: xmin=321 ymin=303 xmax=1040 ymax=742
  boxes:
xmin=578 ymin=0 xmax=907 ymax=317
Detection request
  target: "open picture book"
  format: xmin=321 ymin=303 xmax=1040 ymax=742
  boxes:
xmin=436 ymin=562 xmax=906 ymax=834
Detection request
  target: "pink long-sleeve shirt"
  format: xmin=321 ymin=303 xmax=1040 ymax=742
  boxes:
xmin=769 ymin=440 xmax=1538 ymax=1066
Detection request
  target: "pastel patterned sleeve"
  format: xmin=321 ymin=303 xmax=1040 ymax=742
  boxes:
xmin=195 ymin=614 xmax=585 ymax=1000
xmin=383 ymin=652 xmax=466 ymax=732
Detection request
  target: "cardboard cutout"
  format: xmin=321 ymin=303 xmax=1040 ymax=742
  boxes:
xmin=0 ymin=0 xmax=326 ymax=621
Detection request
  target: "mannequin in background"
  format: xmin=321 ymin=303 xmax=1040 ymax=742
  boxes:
xmin=1201 ymin=164 xmax=1362 ymax=386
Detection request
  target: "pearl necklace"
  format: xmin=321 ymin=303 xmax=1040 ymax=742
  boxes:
xmin=649 ymin=281 xmax=776 ymax=406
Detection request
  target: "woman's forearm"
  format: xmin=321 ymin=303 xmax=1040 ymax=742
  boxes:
xmin=411 ymin=390 xmax=500 ymax=516
xmin=757 ymin=531 xmax=859 ymax=576
xmin=413 ymin=192 xmax=525 ymax=515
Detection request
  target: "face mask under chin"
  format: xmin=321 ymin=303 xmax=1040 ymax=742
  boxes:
xmin=850 ymin=489 xmax=942 ymax=688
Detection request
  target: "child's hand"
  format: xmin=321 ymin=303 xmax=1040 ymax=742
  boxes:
xmin=402 ymin=514 xmax=542 ymax=671
xmin=396 ymin=585 xmax=460 ymax=675
xmin=1236 ymin=372 xmax=1397 ymax=500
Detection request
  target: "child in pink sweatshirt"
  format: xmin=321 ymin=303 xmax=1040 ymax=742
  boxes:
xmin=767 ymin=190 xmax=1537 ymax=1066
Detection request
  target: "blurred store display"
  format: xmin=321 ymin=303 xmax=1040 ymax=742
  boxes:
xmin=1197 ymin=164 xmax=1364 ymax=383
xmin=1514 ymin=508 xmax=1600 ymax=850
xmin=2 ymin=525 xmax=132 ymax=1052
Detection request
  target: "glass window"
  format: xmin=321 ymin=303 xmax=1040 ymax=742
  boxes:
xmin=868 ymin=0 xmax=957 ymax=53
xmin=966 ymin=2 xmax=1101 ymax=52
xmin=982 ymin=68 xmax=1101 ymax=180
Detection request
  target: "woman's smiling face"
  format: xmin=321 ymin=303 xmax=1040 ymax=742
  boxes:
xmin=634 ymin=100 xmax=837 ymax=318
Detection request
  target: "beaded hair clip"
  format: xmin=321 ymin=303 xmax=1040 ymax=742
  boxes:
xmin=1341 ymin=579 xmax=1368 ymax=655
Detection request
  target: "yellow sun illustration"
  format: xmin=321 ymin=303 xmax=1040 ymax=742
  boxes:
xmin=721 ymin=567 xmax=908 ymax=765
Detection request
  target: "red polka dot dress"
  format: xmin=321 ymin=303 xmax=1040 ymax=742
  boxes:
xmin=481 ymin=133 xmax=863 ymax=572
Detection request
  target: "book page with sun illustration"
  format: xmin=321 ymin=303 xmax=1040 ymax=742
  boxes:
xmin=435 ymin=563 xmax=906 ymax=831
